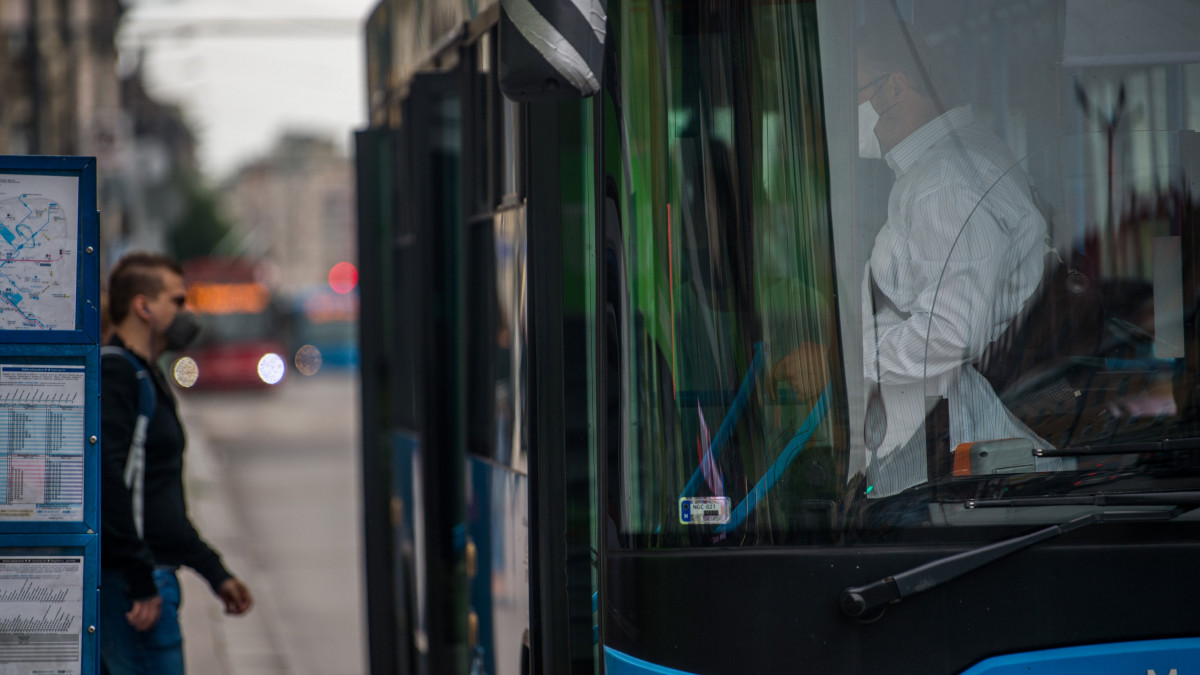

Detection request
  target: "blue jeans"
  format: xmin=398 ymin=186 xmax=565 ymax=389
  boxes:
xmin=100 ymin=567 xmax=185 ymax=675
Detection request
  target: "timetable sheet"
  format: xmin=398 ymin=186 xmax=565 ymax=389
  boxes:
xmin=0 ymin=364 xmax=86 ymax=521
xmin=0 ymin=556 xmax=83 ymax=675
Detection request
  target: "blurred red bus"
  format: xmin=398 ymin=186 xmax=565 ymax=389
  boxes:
xmin=176 ymin=257 xmax=288 ymax=390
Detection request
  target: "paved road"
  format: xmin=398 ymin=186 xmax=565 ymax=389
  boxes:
xmin=174 ymin=371 xmax=365 ymax=675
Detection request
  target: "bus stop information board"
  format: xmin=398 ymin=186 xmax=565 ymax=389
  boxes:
xmin=0 ymin=156 xmax=100 ymax=675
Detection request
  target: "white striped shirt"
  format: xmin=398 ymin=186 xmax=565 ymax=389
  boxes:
xmin=862 ymin=105 xmax=1068 ymax=497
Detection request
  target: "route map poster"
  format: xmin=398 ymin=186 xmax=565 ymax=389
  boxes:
xmin=0 ymin=365 xmax=86 ymax=521
xmin=0 ymin=556 xmax=83 ymax=675
xmin=0 ymin=173 xmax=79 ymax=331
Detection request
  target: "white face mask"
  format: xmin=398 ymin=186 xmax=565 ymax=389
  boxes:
xmin=858 ymin=100 xmax=882 ymax=159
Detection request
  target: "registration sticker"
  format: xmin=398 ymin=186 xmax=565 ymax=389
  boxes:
xmin=679 ymin=497 xmax=731 ymax=525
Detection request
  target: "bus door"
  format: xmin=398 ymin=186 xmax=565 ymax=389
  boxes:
xmin=461 ymin=27 xmax=536 ymax=675
xmin=364 ymin=66 xmax=472 ymax=672
xmin=463 ymin=24 xmax=600 ymax=673
xmin=357 ymin=123 xmax=417 ymax=675
xmin=363 ymin=28 xmax=544 ymax=674
xmin=403 ymin=69 xmax=468 ymax=672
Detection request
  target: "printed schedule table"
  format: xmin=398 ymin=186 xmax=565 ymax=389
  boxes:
xmin=0 ymin=365 xmax=86 ymax=521
xmin=0 ymin=557 xmax=84 ymax=673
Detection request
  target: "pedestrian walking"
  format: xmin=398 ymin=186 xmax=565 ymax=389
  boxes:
xmin=99 ymin=251 xmax=253 ymax=675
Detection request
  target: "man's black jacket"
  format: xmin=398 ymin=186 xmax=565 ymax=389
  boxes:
xmin=101 ymin=336 xmax=232 ymax=599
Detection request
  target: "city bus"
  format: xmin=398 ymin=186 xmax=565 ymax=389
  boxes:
xmin=356 ymin=1 xmax=1200 ymax=673
xmin=178 ymin=256 xmax=288 ymax=389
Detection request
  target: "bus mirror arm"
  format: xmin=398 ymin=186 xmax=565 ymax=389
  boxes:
xmin=839 ymin=504 xmax=1195 ymax=621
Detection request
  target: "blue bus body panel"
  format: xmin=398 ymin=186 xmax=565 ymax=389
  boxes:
xmin=605 ymin=647 xmax=700 ymax=675
xmin=606 ymin=639 xmax=1200 ymax=675
xmin=959 ymin=638 xmax=1200 ymax=674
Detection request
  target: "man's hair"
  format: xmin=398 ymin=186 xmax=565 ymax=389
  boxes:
xmin=857 ymin=20 xmax=958 ymax=107
xmin=107 ymin=252 xmax=184 ymax=325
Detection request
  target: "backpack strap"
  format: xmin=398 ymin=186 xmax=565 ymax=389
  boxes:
xmin=101 ymin=346 xmax=157 ymax=540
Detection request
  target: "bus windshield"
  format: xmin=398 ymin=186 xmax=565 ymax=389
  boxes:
xmin=605 ymin=0 xmax=1200 ymax=547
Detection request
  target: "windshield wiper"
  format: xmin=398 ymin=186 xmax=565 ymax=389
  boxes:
xmin=839 ymin=499 xmax=1197 ymax=621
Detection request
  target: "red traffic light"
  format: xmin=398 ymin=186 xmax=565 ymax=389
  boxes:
xmin=328 ymin=262 xmax=358 ymax=294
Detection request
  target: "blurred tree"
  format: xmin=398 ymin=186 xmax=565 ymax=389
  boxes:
xmin=168 ymin=175 xmax=235 ymax=261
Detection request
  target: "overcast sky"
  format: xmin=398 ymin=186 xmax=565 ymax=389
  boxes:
xmin=118 ymin=0 xmax=379 ymax=180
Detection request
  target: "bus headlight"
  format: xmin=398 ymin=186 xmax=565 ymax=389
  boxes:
xmin=173 ymin=357 xmax=199 ymax=388
xmin=257 ymin=353 xmax=286 ymax=385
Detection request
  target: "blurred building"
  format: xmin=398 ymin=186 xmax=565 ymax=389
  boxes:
xmin=0 ymin=0 xmax=118 ymax=156
xmin=0 ymin=0 xmax=199 ymax=269
xmin=104 ymin=57 xmax=199 ymax=264
xmin=221 ymin=133 xmax=356 ymax=295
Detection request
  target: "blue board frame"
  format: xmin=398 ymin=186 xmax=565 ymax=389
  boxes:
xmin=0 ymin=155 xmax=100 ymax=343
xmin=0 ymin=156 xmax=98 ymax=675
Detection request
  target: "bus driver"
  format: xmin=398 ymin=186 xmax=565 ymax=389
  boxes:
xmin=773 ymin=21 xmax=1069 ymax=498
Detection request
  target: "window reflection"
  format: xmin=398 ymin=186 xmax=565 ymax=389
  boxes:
xmin=976 ymin=132 xmax=1196 ymax=453
xmin=465 ymin=207 xmax=528 ymax=474
xmin=494 ymin=208 xmax=528 ymax=472
xmin=608 ymin=0 xmax=841 ymax=544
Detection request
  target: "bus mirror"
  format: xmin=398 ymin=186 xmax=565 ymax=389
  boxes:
xmin=953 ymin=438 xmax=1037 ymax=476
xmin=499 ymin=0 xmax=606 ymax=101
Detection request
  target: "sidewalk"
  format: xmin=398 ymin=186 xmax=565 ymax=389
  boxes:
xmin=175 ymin=399 xmax=294 ymax=675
